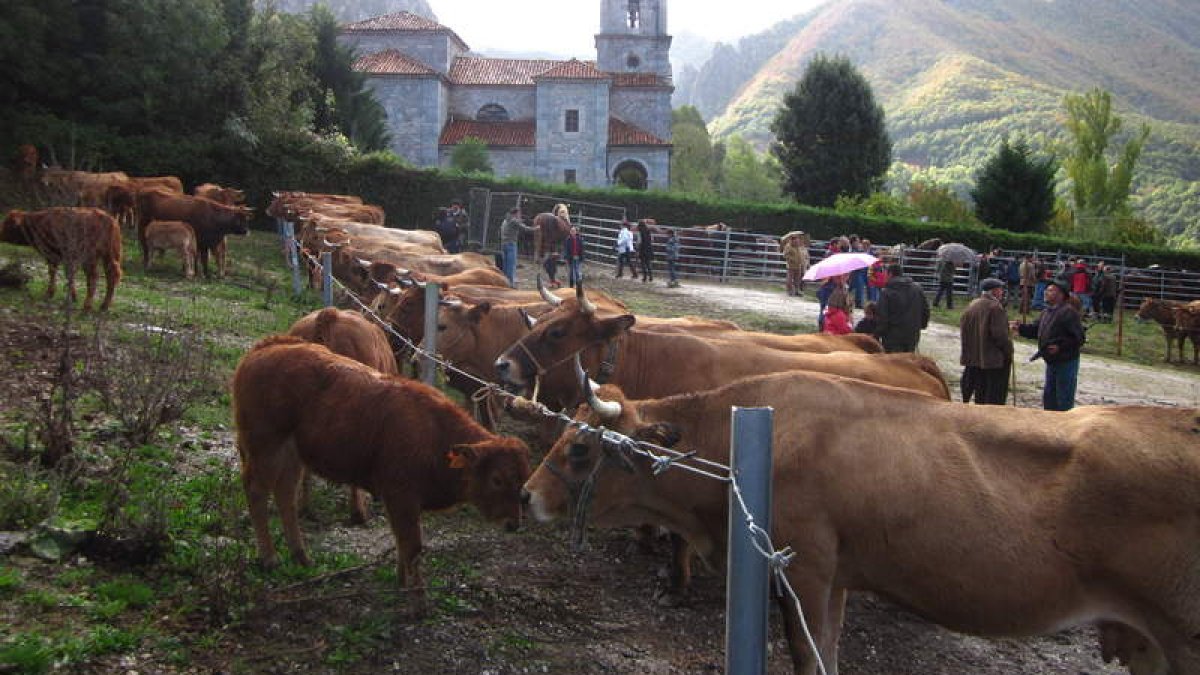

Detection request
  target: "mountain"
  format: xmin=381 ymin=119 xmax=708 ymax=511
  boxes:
xmin=682 ymin=0 xmax=1200 ymax=242
xmin=261 ymin=0 xmax=437 ymax=23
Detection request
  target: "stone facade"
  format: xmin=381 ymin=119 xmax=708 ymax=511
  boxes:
xmin=341 ymin=1 xmax=672 ymax=189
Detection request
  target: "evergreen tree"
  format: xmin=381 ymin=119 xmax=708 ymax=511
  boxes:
xmin=971 ymin=137 xmax=1058 ymax=233
xmin=770 ymin=54 xmax=891 ymax=207
xmin=309 ymin=5 xmax=390 ymax=151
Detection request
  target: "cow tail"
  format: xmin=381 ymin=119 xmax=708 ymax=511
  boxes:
xmin=313 ymin=307 xmax=339 ymax=346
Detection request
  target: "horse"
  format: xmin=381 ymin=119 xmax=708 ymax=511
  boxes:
xmin=532 ymin=203 xmax=570 ymax=261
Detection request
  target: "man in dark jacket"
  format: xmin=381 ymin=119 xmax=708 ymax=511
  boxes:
xmin=1011 ymin=277 xmax=1086 ymax=411
xmin=959 ymin=278 xmax=1013 ymax=404
xmin=874 ymin=263 xmax=930 ymax=353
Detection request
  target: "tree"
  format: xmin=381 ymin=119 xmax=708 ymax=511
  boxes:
xmin=971 ymin=137 xmax=1057 ymax=233
xmin=908 ymin=181 xmax=978 ymax=225
xmin=1062 ymin=88 xmax=1150 ymax=222
xmin=717 ymin=136 xmax=782 ymax=202
xmin=449 ymin=137 xmax=492 ymax=174
xmin=770 ymin=54 xmax=891 ymax=207
xmin=670 ymin=106 xmax=716 ymax=193
xmin=309 ymin=6 xmax=390 ymax=152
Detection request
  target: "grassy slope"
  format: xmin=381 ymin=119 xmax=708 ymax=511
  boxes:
xmin=707 ymin=0 xmax=1200 ymax=239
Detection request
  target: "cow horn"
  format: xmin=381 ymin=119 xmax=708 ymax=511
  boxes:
xmin=322 ymin=237 xmax=345 ymax=248
xmin=576 ymin=282 xmax=596 ymax=315
xmin=356 ymin=258 xmax=372 ymax=268
xmin=519 ymin=308 xmax=537 ymax=330
xmin=537 ymin=275 xmax=562 ymax=306
xmin=574 ymin=354 xmax=621 ymax=419
xmin=388 ymin=286 xmax=402 ymax=296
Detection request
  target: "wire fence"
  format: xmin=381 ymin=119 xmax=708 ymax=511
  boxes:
xmin=280 ymin=223 xmax=827 ymax=674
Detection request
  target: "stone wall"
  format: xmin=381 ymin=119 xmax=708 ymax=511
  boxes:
xmin=366 ymin=76 xmax=446 ymax=167
xmin=535 ymin=81 xmax=611 ymax=187
xmin=449 ymin=86 xmax=537 ymax=121
xmin=611 ymin=87 xmax=673 ymax=140
xmin=608 ymin=148 xmax=671 ymax=189
xmin=340 ymin=32 xmax=464 ymax=74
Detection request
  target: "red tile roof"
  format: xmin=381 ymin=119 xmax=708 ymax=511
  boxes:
xmin=341 ymin=11 xmax=468 ymax=49
xmin=609 ymin=117 xmax=669 ymax=146
xmin=439 ymin=119 xmax=536 ymax=147
xmin=611 ymin=72 xmax=669 ymax=87
xmin=450 ymin=57 xmax=581 ymax=86
xmin=354 ymin=49 xmax=438 ymax=76
xmin=534 ymin=58 xmax=610 ymax=81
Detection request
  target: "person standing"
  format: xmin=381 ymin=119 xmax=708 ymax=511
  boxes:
xmin=1071 ymin=260 xmax=1092 ymax=317
xmin=665 ymin=229 xmax=681 ymax=288
xmin=822 ymin=274 xmax=853 ymax=335
xmin=933 ymin=257 xmax=957 ymax=309
xmin=448 ymin=199 xmax=469 ymax=251
xmin=854 ymin=301 xmax=879 ymax=334
xmin=1092 ymin=263 xmax=1118 ymax=322
xmin=499 ymin=207 xmax=535 ymax=287
xmin=959 ymin=278 xmax=1014 ymax=405
xmin=1018 ymin=255 xmax=1038 ymax=316
xmin=433 ymin=207 xmax=460 ymax=253
xmin=866 ymin=258 xmax=888 ymax=302
xmin=636 ymin=220 xmax=655 ymax=282
xmin=1011 ymin=278 xmax=1086 ymax=411
xmin=562 ymin=225 xmax=585 ymax=288
xmin=615 ymin=221 xmax=636 ymax=279
xmin=874 ymin=263 xmax=930 ymax=353
xmin=781 ymin=236 xmax=809 ymax=296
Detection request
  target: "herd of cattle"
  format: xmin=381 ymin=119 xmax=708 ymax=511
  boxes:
xmin=4 ymin=175 xmax=1200 ymax=673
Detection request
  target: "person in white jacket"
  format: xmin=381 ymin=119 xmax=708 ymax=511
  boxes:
xmin=614 ymin=220 xmax=637 ymax=279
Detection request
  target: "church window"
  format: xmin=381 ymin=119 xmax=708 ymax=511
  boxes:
xmin=564 ymin=169 xmax=577 ymax=184
xmin=477 ymin=104 xmax=510 ymax=122
xmin=627 ymin=0 xmax=641 ymax=28
xmin=626 ymin=53 xmax=641 ymax=69
xmin=564 ymin=109 xmax=580 ymax=133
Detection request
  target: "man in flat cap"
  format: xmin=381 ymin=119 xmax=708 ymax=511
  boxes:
xmin=959 ymin=277 xmax=1014 ymax=404
xmin=1010 ymin=277 xmax=1086 ymax=411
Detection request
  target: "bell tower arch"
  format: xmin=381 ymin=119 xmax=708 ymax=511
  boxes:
xmin=596 ymin=0 xmax=671 ymax=82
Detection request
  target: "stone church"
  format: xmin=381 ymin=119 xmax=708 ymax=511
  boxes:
xmin=338 ymin=0 xmax=673 ymax=189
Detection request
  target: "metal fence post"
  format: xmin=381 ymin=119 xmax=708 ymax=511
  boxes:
xmin=721 ymin=230 xmax=732 ymax=283
xmin=726 ymin=406 xmax=773 ymax=675
xmin=281 ymin=220 xmax=302 ymax=297
xmin=321 ymin=251 xmax=332 ymax=307
xmin=421 ymin=282 xmax=441 ymax=385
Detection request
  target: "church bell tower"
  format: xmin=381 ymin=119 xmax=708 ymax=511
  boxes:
xmin=595 ymin=0 xmax=672 ymax=82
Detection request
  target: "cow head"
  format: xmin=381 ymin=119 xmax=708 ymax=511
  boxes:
xmin=0 ymin=211 xmax=28 ymax=245
xmin=521 ymin=368 xmax=681 ymax=525
xmin=450 ymin=437 xmax=532 ymax=531
xmin=494 ymin=283 xmax=635 ymax=400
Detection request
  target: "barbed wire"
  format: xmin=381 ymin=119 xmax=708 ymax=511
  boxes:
xmin=286 ymin=232 xmax=828 ymax=673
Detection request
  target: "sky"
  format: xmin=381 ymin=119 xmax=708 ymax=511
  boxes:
xmin=427 ymin=0 xmax=827 ymax=56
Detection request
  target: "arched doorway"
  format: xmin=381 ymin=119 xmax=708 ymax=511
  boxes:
xmin=612 ymin=160 xmax=648 ymax=190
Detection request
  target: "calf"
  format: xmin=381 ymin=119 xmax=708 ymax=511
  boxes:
xmin=136 ymin=188 xmax=250 ymax=278
xmin=232 ymin=337 xmax=530 ymax=614
xmin=287 ymin=307 xmax=400 ymax=524
xmin=143 ymin=220 xmax=196 ymax=278
xmin=1 ymin=207 xmax=122 ymax=310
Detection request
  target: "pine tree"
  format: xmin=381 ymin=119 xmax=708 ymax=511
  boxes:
xmin=770 ymin=54 xmax=891 ymax=207
xmin=971 ymin=137 xmax=1058 ymax=233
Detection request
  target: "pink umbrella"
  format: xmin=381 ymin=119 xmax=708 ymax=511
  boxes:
xmin=802 ymin=252 xmax=878 ymax=281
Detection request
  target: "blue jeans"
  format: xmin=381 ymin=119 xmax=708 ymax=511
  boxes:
xmin=850 ymin=270 xmax=866 ymax=308
xmin=567 ymin=258 xmax=582 ymax=287
xmin=667 ymin=259 xmax=678 ymax=283
xmin=1042 ymin=357 xmax=1079 ymax=411
xmin=502 ymin=242 xmax=517 ymax=287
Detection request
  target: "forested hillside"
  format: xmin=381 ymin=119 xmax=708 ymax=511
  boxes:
xmin=677 ymin=0 xmax=1200 ymax=243
xmin=260 ymin=0 xmax=436 ymax=23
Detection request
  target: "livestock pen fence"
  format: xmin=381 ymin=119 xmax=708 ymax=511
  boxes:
xmin=276 ymin=222 xmax=820 ymax=674
xmin=467 ymin=189 xmax=1200 ymax=306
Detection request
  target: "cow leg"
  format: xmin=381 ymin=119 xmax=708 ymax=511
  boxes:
xmin=239 ymin=440 xmax=281 ymax=568
xmin=82 ymin=260 xmax=98 ymax=312
xmin=44 ymin=262 xmax=58 ymax=299
xmin=216 ymin=239 xmax=227 ymax=278
xmin=198 ymin=246 xmax=211 ymax=279
xmin=101 ymin=257 xmax=121 ymax=311
xmin=64 ymin=262 xmax=78 ymax=307
xmin=657 ymin=533 xmax=692 ymax=606
xmin=347 ymin=487 xmax=370 ymax=525
xmin=779 ymin=558 xmax=843 ymax=675
xmin=272 ymin=451 xmax=311 ymax=566
xmin=380 ymin=495 xmax=427 ymax=615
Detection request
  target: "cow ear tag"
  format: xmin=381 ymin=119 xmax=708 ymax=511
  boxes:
xmin=447 ymin=450 xmax=468 ymax=469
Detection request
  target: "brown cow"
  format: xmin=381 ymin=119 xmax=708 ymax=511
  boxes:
xmin=136 ymin=189 xmax=250 ymax=278
xmin=0 ymin=207 xmax=122 ymax=310
xmin=523 ymin=369 xmax=1200 ymax=674
xmin=494 ymin=287 xmax=950 ymax=406
xmin=1171 ymin=302 xmax=1200 ymax=364
xmin=12 ymin=144 xmax=38 ymax=183
xmin=143 ymin=220 xmax=196 ymax=277
xmin=193 ymin=183 xmax=245 ymax=205
xmin=266 ymin=191 xmax=363 ymax=220
xmin=1135 ymin=298 xmax=1193 ymax=363
xmin=232 ymin=336 xmax=531 ymax=614
xmin=287 ymin=308 xmax=399 ymax=524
